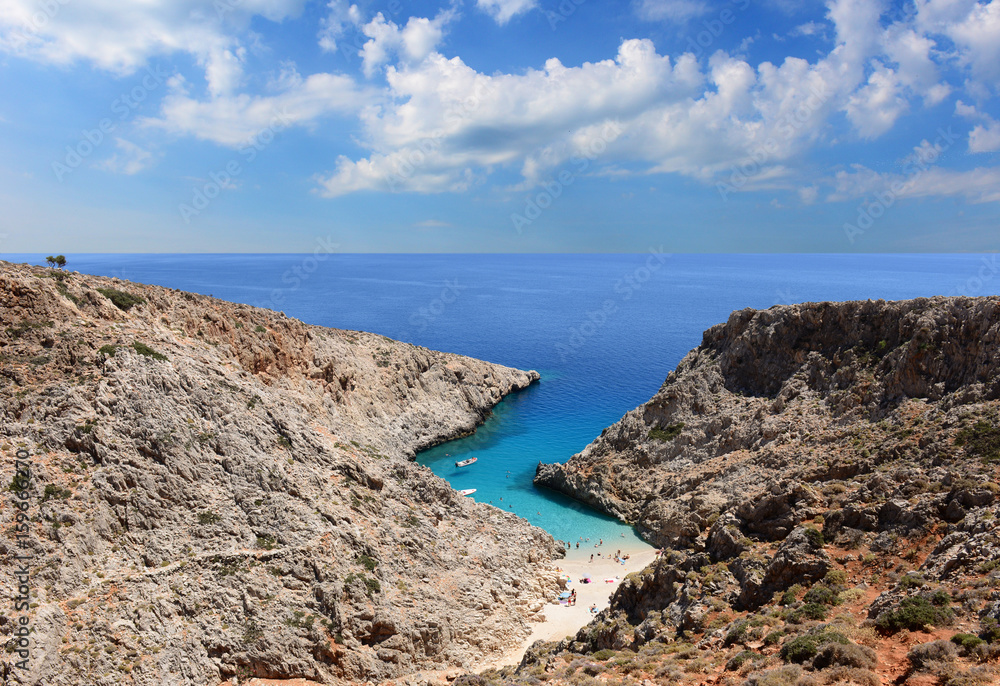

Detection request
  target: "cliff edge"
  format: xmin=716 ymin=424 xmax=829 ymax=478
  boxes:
xmin=0 ymin=262 xmax=559 ymax=686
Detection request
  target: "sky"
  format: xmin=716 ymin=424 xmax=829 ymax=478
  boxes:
xmin=0 ymin=0 xmax=998 ymax=253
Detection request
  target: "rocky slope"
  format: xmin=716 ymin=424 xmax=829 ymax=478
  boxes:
xmin=0 ymin=261 xmax=563 ymax=686
xmin=500 ymin=297 xmax=1000 ymax=686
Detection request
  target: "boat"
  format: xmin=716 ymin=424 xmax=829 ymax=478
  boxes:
xmin=455 ymin=457 xmax=478 ymax=467
xmin=458 ymin=489 xmax=477 ymax=496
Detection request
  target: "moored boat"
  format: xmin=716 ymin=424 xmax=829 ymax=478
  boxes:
xmin=458 ymin=488 xmax=477 ymax=496
xmin=455 ymin=457 xmax=478 ymax=467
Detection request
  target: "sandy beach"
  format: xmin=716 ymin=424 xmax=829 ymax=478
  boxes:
xmin=484 ymin=537 xmax=658 ymax=670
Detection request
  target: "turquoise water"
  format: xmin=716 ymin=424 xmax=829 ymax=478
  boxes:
xmin=11 ymin=253 xmax=999 ymax=544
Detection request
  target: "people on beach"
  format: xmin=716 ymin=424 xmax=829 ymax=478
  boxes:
xmin=589 ymin=604 xmax=597 ymax=614
xmin=590 ymin=554 xmax=593 ymax=562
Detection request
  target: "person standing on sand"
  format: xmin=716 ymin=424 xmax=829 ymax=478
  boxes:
xmin=590 ymin=554 xmax=593 ymax=562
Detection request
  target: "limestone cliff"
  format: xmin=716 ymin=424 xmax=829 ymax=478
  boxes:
xmin=0 ymin=262 xmax=560 ymax=686
xmin=536 ymin=297 xmax=1000 ymax=547
xmin=512 ymin=297 xmax=1000 ymax=686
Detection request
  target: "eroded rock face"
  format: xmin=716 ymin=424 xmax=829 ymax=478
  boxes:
xmin=497 ymin=297 xmax=1000 ymax=686
xmin=0 ymin=262 xmax=560 ymax=686
xmin=535 ymin=297 xmax=1000 ymax=548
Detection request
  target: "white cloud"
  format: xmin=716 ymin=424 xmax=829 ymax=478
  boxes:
xmin=790 ymin=21 xmax=825 ymax=37
xmin=845 ymin=65 xmax=908 ymax=139
xmin=144 ymin=67 xmax=373 ymax=147
xmin=0 ymin=0 xmax=306 ymax=74
xmin=317 ymin=39 xmax=708 ymax=196
xmin=318 ymin=0 xmax=362 ymax=53
xmin=359 ymin=10 xmax=454 ymax=78
xmin=881 ymin=26 xmax=949 ymax=104
xmin=970 ymin=122 xmax=1000 ymax=153
xmin=95 ymin=138 xmax=155 ymax=175
xmin=634 ymin=0 xmax=710 ymax=23
xmin=475 ymin=0 xmax=536 ymax=25
xmin=832 ymin=164 xmax=1000 ymax=204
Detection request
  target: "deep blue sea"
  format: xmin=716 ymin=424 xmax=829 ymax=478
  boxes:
xmin=9 ymin=253 xmax=1000 ymax=545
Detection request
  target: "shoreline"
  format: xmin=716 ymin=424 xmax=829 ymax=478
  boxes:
xmin=482 ymin=537 xmax=658 ymax=671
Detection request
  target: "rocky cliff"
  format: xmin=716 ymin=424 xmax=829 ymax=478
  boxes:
xmin=506 ymin=297 xmax=1000 ymax=686
xmin=0 ymin=261 xmax=562 ymax=686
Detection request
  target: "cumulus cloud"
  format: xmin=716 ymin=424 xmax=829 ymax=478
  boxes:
xmin=475 ymin=0 xmax=536 ymax=25
xmin=0 ymin=0 xmax=306 ymax=74
xmin=359 ymin=9 xmax=454 ymax=77
xmin=845 ymin=65 xmax=908 ymax=139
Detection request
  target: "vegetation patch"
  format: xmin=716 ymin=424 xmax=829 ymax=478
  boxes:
xmin=780 ymin=629 xmax=849 ymax=663
xmin=648 ymin=422 xmax=685 ymax=442
xmin=955 ymin=419 xmax=1000 ymax=463
xmin=132 ymin=341 xmax=168 ymax=361
xmin=96 ymin=287 xmax=145 ymax=311
xmin=875 ymin=596 xmax=953 ymax=633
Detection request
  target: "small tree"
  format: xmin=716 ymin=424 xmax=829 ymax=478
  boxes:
xmin=55 ymin=255 xmax=67 ymax=269
xmin=45 ymin=256 xmax=56 ymax=268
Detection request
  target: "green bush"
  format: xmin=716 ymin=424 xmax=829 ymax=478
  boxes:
xmin=875 ymin=597 xmax=953 ymax=633
xmin=780 ymin=630 xmax=849 ymax=663
xmin=357 ymin=554 xmax=378 ymax=572
xmin=96 ymin=287 xmax=145 ymax=311
xmin=725 ymin=650 xmax=758 ymax=671
xmin=344 ymin=572 xmax=380 ymax=596
xmin=197 ymin=511 xmax=222 ymax=525
xmin=132 ymin=341 xmax=167 ymax=361
xmin=98 ymin=344 xmax=118 ymax=357
xmin=955 ymin=419 xmax=1000 ymax=463
xmin=952 ymin=633 xmax=985 ymax=652
xmin=648 ymin=423 xmax=684 ymax=442
xmin=780 ymin=584 xmax=803 ymax=606
xmin=592 ymin=649 xmax=617 ymax=661
xmin=763 ymin=629 xmax=786 ymax=646
xmin=804 ymin=526 xmax=825 ymax=548
xmin=824 ymin=569 xmax=847 ymax=586
xmin=804 ymin=585 xmax=841 ymax=606
xmin=980 ymin=619 xmax=1000 ymax=643
xmin=798 ymin=603 xmax=829 ymax=620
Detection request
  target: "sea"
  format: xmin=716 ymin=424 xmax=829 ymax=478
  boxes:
xmin=10 ymin=253 xmax=1000 ymax=547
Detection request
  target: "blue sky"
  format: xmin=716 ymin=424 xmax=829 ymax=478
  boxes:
xmin=0 ymin=0 xmax=998 ymax=252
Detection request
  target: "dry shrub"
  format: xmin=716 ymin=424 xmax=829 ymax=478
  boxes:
xmin=942 ymin=665 xmax=996 ymax=686
xmin=813 ymin=643 xmax=877 ymax=670
xmin=742 ymin=664 xmax=802 ymax=686
xmin=907 ymin=640 xmax=958 ymax=671
xmin=820 ymin=666 xmax=879 ymax=685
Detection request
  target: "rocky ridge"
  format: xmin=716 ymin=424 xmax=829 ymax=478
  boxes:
xmin=502 ymin=297 xmax=1000 ymax=685
xmin=0 ymin=262 xmax=563 ymax=686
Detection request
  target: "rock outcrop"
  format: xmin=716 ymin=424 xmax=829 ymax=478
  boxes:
xmin=501 ymin=297 xmax=1000 ymax=686
xmin=536 ymin=297 xmax=1000 ymax=548
xmin=0 ymin=262 xmax=560 ymax=686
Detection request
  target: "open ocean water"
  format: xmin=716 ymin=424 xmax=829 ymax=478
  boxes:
xmin=10 ymin=253 xmax=1000 ymax=545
